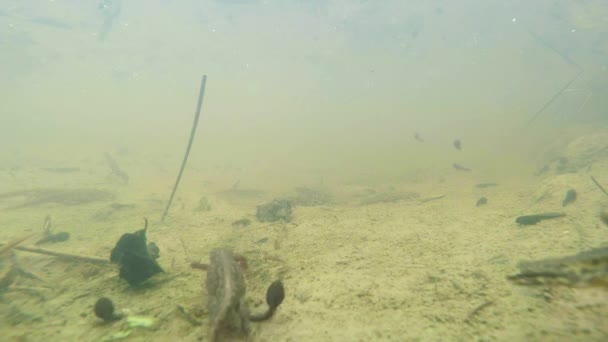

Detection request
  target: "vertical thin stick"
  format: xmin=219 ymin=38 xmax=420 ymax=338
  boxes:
xmin=527 ymin=73 xmax=580 ymax=124
xmin=590 ymin=175 xmax=608 ymax=197
xmin=162 ymin=75 xmax=208 ymax=222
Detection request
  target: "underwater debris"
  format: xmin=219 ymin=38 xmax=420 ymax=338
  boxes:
xmin=0 ymin=253 xmax=19 ymax=290
xmin=561 ymin=189 xmax=577 ymax=207
xmin=0 ymin=234 xmax=44 ymax=293
xmin=205 ymin=249 xmax=284 ymax=341
xmin=41 ymin=167 xmax=80 ymax=173
xmin=507 ymin=247 xmax=608 ymax=287
xmin=452 ymin=163 xmax=471 ymax=172
xmin=536 ymin=157 xmax=572 ymax=176
xmin=10 ymin=245 xmax=108 ymax=264
xmin=0 ymin=188 xmax=114 ymax=209
xmin=195 ymin=196 xmax=212 ymax=212
xmin=206 ymin=249 xmax=250 ymax=341
xmin=35 ymin=215 xmax=70 ymax=245
xmin=591 ymin=175 xmax=608 ymax=197
xmin=515 ymin=212 xmax=566 ymax=226
xmin=0 ymin=233 xmax=35 ymax=257
xmin=216 ymin=188 xmax=266 ymax=205
xmin=92 ymin=203 xmax=136 ymax=221
xmin=509 ymin=214 xmax=608 ymax=288
xmin=289 ymin=187 xmax=333 ymax=207
xmin=232 ymin=218 xmax=251 ymax=228
xmin=413 ymin=132 xmax=424 ymax=142
xmin=474 ymin=182 xmax=498 ymax=188
xmin=476 ymin=197 xmax=488 ymax=207
xmin=534 ymin=164 xmax=550 ymax=176
xmin=464 ymin=300 xmax=494 ymax=324
xmin=29 ymin=17 xmax=73 ymax=30
xmin=256 ymin=199 xmax=293 ymax=222
xmin=98 ymin=0 xmax=122 ymax=41
xmin=104 ymin=152 xmax=129 ymax=184
xmin=126 ymin=315 xmax=155 ymax=328
xmin=3 ymin=304 xmax=43 ymax=326
xmin=359 ymin=190 xmax=419 ymax=206
xmin=160 ymin=75 xmax=208 ymax=222
xmin=419 ymin=194 xmax=445 ymax=203
xmin=109 ymin=219 xmax=163 ymax=286
xmin=35 ymin=232 xmax=69 ymax=245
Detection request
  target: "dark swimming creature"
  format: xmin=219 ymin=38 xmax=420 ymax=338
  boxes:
xmin=562 ymin=189 xmax=577 ymax=207
xmin=94 ymin=297 xmax=123 ymax=322
xmin=453 ymin=139 xmax=462 ymax=150
xmin=249 ymin=280 xmax=285 ymax=322
xmin=515 ymin=212 xmax=566 ymax=226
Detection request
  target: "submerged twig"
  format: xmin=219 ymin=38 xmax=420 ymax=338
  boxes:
xmin=527 ymin=72 xmax=581 ymax=124
xmin=0 ymin=244 xmax=110 ymax=264
xmin=176 ymin=304 xmax=202 ymax=326
xmin=178 ymin=237 xmax=192 ymax=262
xmin=43 ymin=215 xmax=52 ymax=234
xmin=465 ymin=300 xmax=494 ymax=324
xmin=0 ymin=233 xmax=36 ymax=256
xmin=590 ymin=175 xmax=608 ymax=197
xmin=162 ymin=75 xmax=208 ymax=222
xmin=104 ymin=152 xmax=129 ymax=184
xmin=419 ymin=195 xmax=445 ymax=203
xmin=526 ymin=29 xmax=583 ymax=125
xmin=0 ymin=188 xmax=114 ymax=209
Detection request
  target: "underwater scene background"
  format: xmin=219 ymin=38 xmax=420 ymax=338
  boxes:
xmin=1 ymin=0 xmax=607 ymax=341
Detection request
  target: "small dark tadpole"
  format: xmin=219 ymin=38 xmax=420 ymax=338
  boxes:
xmin=453 ymin=139 xmax=462 ymax=150
xmin=562 ymin=189 xmax=577 ymax=207
xmin=476 ymin=197 xmax=487 ymax=207
xmin=249 ymin=280 xmax=284 ymax=322
xmin=414 ymin=132 xmax=424 ymax=142
xmin=515 ymin=212 xmax=566 ymax=226
xmin=94 ymin=297 xmax=123 ymax=322
xmin=266 ymin=280 xmax=285 ymax=309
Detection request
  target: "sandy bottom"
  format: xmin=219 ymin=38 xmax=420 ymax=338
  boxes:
xmin=1 ymin=162 xmax=607 ymax=342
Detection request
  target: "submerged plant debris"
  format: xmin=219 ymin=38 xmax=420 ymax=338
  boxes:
xmin=507 ymin=247 xmax=608 ymax=287
xmin=0 ymin=188 xmax=114 ymax=209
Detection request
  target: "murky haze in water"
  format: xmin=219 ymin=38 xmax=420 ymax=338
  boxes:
xmin=1 ymin=0 xmax=607 ymax=187
xmin=2 ymin=1 xmax=608 ymax=341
